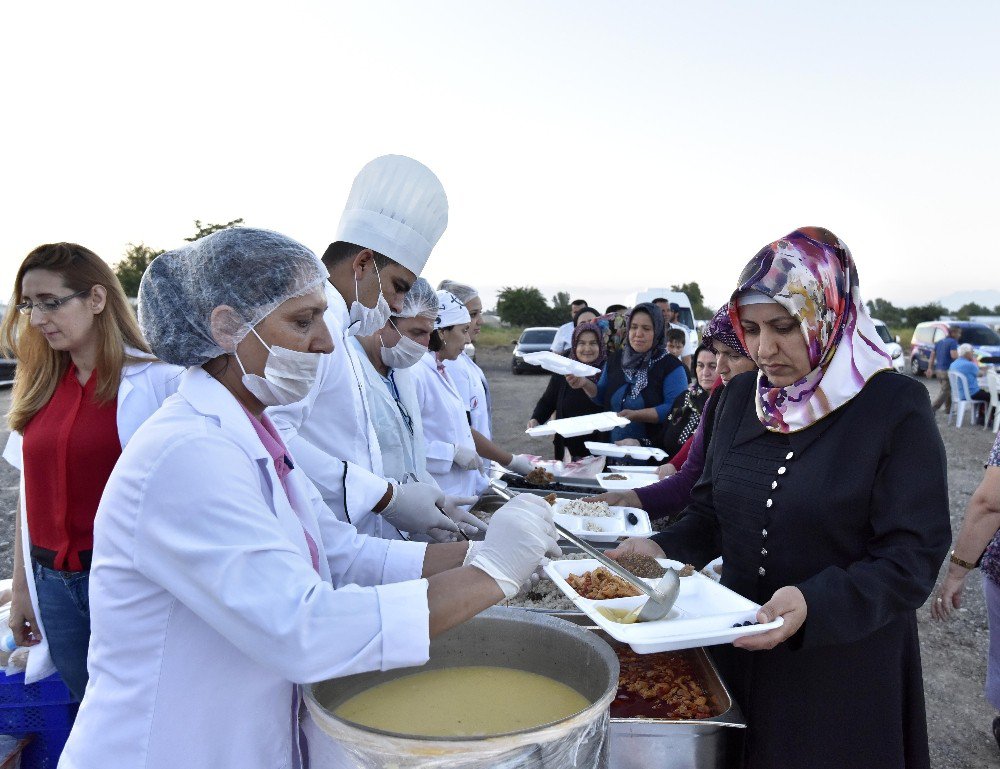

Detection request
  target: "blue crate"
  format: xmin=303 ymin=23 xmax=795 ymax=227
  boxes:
xmin=0 ymin=674 xmax=72 ymax=708
xmin=0 ymin=672 xmax=77 ymax=769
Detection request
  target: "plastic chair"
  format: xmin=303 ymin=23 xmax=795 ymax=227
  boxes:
xmin=985 ymin=368 xmax=1000 ymax=433
xmin=948 ymin=370 xmax=986 ymax=427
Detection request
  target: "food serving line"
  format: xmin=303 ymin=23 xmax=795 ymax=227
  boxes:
xmin=300 ymin=407 xmax=766 ymax=768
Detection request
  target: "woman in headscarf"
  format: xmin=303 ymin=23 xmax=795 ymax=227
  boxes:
xmin=567 ymin=302 xmax=688 ymax=444
xmin=655 ymin=343 xmax=717 ymax=459
xmin=595 ymin=304 xmax=757 ymax=523
xmin=527 ymin=321 xmax=610 ymax=460
xmin=605 ymin=228 xmax=950 ymax=768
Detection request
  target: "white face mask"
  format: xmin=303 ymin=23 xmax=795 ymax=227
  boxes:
xmin=235 ymin=327 xmax=321 ymax=407
xmin=380 ymin=320 xmax=428 ymax=369
xmin=347 ymin=259 xmax=392 ymax=338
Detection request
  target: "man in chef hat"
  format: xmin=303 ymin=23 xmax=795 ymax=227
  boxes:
xmin=269 ymin=155 xmax=469 ymax=541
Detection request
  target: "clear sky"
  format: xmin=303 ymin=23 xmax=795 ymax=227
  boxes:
xmin=2 ymin=1 xmax=997 ymax=315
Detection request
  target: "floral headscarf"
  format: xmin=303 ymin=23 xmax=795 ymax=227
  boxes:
xmin=570 ymin=321 xmax=607 ymax=382
xmin=621 ymin=303 xmax=668 ymax=400
xmin=731 ymin=227 xmax=892 ymax=433
xmin=701 ymin=303 xmax=750 ymax=359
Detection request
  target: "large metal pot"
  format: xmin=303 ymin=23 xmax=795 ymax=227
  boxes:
xmin=303 ymin=607 xmax=619 ymax=768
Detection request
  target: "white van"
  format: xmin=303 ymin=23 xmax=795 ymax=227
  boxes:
xmin=630 ymin=289 xmax=696 ymax=329
xmin=871 ymin=318 xmax=905 ymax=373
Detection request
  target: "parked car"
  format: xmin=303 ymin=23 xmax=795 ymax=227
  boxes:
xmin=871 ymin=319 xmax=905 ymax=373
xmin=511 ymin=327 xmax=558 ymax=374
xmin=908 ymin=321 xmax=1000 ymax=377
xmin=0 ymin=358 xmax=15 ymax=387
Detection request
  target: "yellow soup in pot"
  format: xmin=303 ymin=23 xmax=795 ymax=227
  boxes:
xmin=331 ymin=666 xmax=591 ymax=737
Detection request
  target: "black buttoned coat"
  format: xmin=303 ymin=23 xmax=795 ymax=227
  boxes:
xmin=652 ymin=370 xmax=950 ymax=769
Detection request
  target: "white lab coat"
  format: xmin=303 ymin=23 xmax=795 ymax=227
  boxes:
xmin=59 ymin=367 xmax=429 ymax=769
xmin=410 ymin=352 xmax=479 ymax=499
xmin=352 ymin=338 xmax=434 ymax=489
xmin=443 ymin=353 xmax=492 ymax=493
xmin=1 ymin=351 xmax=182 ymax=684
xmin=268 ymin=283 xmax=391 ymax=538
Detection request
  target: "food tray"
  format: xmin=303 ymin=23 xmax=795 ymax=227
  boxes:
xmin=597 ymin=472 xmax=659 ymax=490
xmin=584 ymin=441 xmax=667 ymax=461
xmin=521 ymin=351 xmax=602 ymax=378
xmin=542 ymin=558 xmax=783 ymax=653
xmin=550 ymin=498 xmax=652 ymax=541
xmin=527 ymin=412 xmax=630 ymax=438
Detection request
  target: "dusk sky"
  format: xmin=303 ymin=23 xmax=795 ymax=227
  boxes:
xmin=3 ymin=1 xmax=997 ymax=315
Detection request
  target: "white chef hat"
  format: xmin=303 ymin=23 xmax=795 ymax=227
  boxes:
xmin=334 ymin=155 xmax=448 ymax=276
xmin=435 ymin=290 xmax=471 ymax=329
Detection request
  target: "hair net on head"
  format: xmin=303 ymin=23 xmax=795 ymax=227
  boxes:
xmin=138 ymin=227 xmax=328 ymax=367
xmin=437 ymin=279 xmax=479 ymax=304
xmin=396 ymin=277 xmax=439 ymax=320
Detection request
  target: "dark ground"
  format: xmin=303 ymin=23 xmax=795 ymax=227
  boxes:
xmin=0 ymin=347 xmax=997 ymax=766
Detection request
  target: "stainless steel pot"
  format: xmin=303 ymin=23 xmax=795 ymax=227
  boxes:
xmin=303 ymin=607 xmax=619 ymax=768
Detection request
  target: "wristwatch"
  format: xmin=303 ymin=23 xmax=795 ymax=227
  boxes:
xmin=949 ymin=550 xmax=978 ymax=570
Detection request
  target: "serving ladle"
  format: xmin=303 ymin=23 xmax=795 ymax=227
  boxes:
xmin=487 ymin=480 xmax=680 ymax=622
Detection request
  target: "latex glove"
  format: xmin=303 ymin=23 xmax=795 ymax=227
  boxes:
xmin=379 ymin=482 xmax=459 ymax=538
xmin=506 ymin=454 xmax=535 ymax=476
xmin=452 ymin=444 xmax=483 ymax=471
xmin=442 ymin=495 xmax=488 ymax=537
xmin=464 ymin=494 xmax=562 ymax=598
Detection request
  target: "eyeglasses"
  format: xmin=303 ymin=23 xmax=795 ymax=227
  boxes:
xmin=16 ymin=289 xmax=90 ymax=316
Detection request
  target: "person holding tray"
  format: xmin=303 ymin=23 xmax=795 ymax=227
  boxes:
xmin=527 ymin=321 xmax=610 ymax=460
xmin=609 ymin=227 xmax=950 ymax=769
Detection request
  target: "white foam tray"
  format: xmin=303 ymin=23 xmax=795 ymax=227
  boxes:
xmin=607 ymin=464 xmax=660 ymax=474
xmin=527 ymin=412 xmax=630 ymax=438
xmin=584 ymin=441 xmax=668 ymax=461
xmin=597 ymin=472 xmax=659 ymax=490
xmin=550 ymin=499 xmax=652 ymax=541
xmin=543 ymin=558 xmax=783 ymax=653
xmin=521 ymin=351 xmax=602 ymax=378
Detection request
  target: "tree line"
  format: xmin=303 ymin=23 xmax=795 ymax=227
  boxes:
xmin=865 ymin=298 xmax=1000 ymax=327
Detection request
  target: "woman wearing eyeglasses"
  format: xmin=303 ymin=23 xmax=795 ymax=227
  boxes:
xmin=0 ymin=243 xmax=181 ymax=699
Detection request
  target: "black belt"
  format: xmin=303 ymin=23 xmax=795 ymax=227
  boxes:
xmin=31 ymin=545 xmax=91 ymax=572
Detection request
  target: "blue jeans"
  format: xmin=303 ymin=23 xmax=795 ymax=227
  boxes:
xmin=32 ymin=561 xmax=90 ymax=701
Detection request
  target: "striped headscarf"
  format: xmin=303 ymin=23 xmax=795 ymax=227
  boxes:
xmin=731 ymin=227 xmax=892 ymax=433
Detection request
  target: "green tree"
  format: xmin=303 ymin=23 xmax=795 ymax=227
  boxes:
xmin=955 ymin=302 xmax=991 ymax=319
xmin=114 ymin=243 xmax=164 ymax=297
xmin=550 ymin=291 xmax=571 ymax=325
xmin=866 ymin=298 xmax=905 ymax=326
xmin=671 ymin=282 xmax=711 ymax=319
xmin=903 ymin=302 xmax=947 ymax=325
xmin=184 ymin=218 xmax=245 ymax=242
xmin=496 ymin=286 xmax=553 ymax=326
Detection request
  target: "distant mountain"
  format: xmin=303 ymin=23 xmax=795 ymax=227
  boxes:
xmin=937 ymin=289 xmax=1000 ymax=312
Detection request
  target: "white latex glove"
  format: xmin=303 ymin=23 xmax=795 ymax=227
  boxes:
xmin=464 ymin=494 xmax=562 ymax=598
xmin=379 ymin=482 xmax=459 ymax=538
xmin=452 ymin=444 xmax=483 ymax=471
xmin=506 ymin=454 xmax=535 ymax=476
xmin=442 ymin=495 xmax=488 ymax=537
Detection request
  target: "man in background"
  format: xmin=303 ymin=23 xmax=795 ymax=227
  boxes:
xmin=930 ymin=325 xmax=962 ymax=412
xmin=550 ymin=298 xmax=589 ymax=353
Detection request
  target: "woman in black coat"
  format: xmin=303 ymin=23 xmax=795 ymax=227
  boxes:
xmin=609 ymin=227 xmax=950 ymax=769
xmin=527 ymin=322 xmax=609 ymax=460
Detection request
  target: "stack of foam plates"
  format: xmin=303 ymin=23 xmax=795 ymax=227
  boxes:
xmin=521 ymin=351 xmax=602 ymax=378
xmin=527 ymin=412 xmax=630 ymax=438
xmin=584 ymin=442 xmax=668 ymax=461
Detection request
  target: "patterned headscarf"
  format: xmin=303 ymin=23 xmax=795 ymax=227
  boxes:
xmin=570 ymin=321 xmax=607 ymax=382
xmin=701 ymin=303 xmax=750 ymax=358
xmin=731 ymin=227 xmax=892 ymax=433
xmin=621 ymin=303 xmax=668 ymax=400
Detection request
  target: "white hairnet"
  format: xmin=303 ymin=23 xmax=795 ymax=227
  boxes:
xmin=138 ymin=227 xmax=328 ymax=367
xmin=437 ymin=279 xmax=479 ymax=304
xmin=396 ymin=277 xmax=438 ymax=320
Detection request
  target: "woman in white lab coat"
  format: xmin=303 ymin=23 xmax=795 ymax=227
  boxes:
xmin=0 ymin=242 xmax=181 ymax=698
xmin=438 ymin=280 xmax=534 ymax=485
xmin=59 ymin=228 xmax=558 ymax=769
xmin=353 ymin=278 xmax=487 ymax=540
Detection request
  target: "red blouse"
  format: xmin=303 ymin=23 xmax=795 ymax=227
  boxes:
xmin=22 ymin=363 xmax=121 ymax=571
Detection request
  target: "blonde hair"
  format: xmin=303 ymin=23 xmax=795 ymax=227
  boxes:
xmin=0 ymin=243 xmax=151 ymax=433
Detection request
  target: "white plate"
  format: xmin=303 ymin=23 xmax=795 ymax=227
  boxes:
xmin=597 ymin=472 xmax=659 ymax=490
xmin=527 ymin=412 xmax=630 ymax=439
xmin=549 ymin=499 xmax=652 ymax=541
xmin=521 ymin=351 xmax=601 ymax=378
xmin=584 ymin=441 xmax=668 ymax=461
xmin=543 ymin=558 xmax=784 ymax=653
xmin=607 ymin=465 xmax=660 ymax=474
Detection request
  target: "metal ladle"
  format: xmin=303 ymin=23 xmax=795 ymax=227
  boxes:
xmin=488 ymin=480 xmax=680 ymax=622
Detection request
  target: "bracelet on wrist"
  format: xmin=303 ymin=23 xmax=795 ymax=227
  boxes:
xmin=950 ymin=550 xmax=978 ymax=570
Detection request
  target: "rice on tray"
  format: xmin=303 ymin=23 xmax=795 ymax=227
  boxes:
xmin=503 ymin=553 xmax=590 ymax=611
xmin=560 ymin=500 xmax=615 ymax=518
